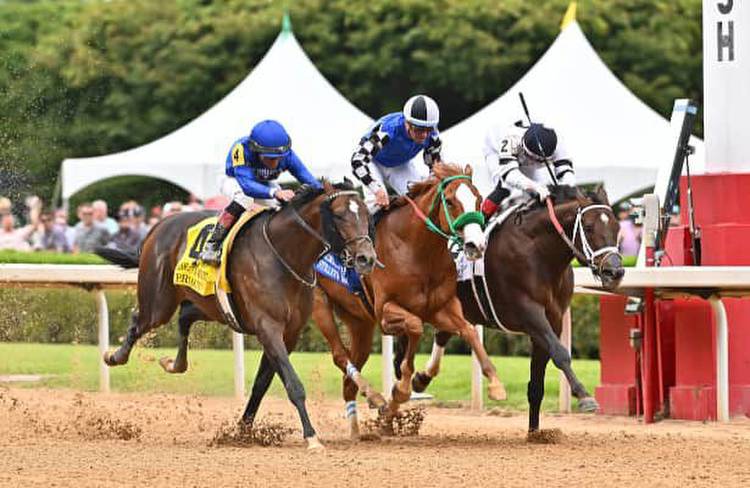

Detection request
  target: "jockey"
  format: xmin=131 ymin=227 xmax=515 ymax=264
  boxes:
xmin=351 ymin=95 xmax=442 ymax=214
xmin=199 ymin=119 xmax=321 ymax=265
xmin=480 ymin=122 xmax=575 ymax=219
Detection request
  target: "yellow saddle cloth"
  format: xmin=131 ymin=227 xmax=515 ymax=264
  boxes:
xmin=173 ymin=206 xmax=267 ymax=296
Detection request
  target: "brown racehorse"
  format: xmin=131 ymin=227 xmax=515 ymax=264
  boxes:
xmin=307 ymin=162 xmax=506 ymax=438
xmin=96 ymin=181 xmax=376 ymax=449
xmin=402 ymin=185 xmax=625 ymax=437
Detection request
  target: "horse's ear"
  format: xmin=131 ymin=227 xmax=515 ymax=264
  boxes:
xmin=464 ymin=164 xmax=473 ymax=176
xmin=592 ymin=184 xmax=609 ymax=204
xmin=322 ymin=179 xmax=334 ymax=192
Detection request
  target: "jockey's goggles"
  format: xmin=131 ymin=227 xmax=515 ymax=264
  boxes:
xmin=250 ymin=140 xmax=291 ymax=158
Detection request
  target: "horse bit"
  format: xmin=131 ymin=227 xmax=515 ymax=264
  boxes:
xmin=546 ymin=199 xmax=621 ymax=277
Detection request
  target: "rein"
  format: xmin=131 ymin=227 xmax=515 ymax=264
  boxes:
xmin=405 ymin=174 xmax=485 ymax=248
xmin=545 ymin=198 xmax=621 ymax=276
xmin=263 ymin=190 xmax=366 ymax=288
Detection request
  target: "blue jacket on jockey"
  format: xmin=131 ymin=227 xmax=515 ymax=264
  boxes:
xmin=200 ymin=120 xmax=321 ymax=265
xmin=225 ymin=138 xmax=320 ymax=200
xmin=366 ymin=112 xmax=440 ymax=168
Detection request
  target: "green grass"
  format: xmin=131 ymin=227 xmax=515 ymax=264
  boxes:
xmin=0 ymin=342 xmax=599 ymax=412
xmin=0 ymin=250 xmax=107 ymax=264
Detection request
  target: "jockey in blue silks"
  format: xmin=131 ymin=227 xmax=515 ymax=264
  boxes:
xmin=200 ymin=119 xmax=321 ymax=265
xmin=350 ymin=95 xmax=443 ymax=214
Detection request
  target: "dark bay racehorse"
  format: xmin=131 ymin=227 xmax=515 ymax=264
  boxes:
xmin=404 ymin=185 xmax=625 ymax=436
xmin=310 ymin=163 xmax=506 ymax=438
xmin=97 ymin=181 xmax=376 ymax=449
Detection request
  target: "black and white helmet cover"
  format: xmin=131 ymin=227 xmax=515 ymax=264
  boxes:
xmin=403 ymin=95 xmax=440 ymax=128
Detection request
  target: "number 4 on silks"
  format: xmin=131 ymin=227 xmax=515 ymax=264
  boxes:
xmin=189 ymin=225 xmax=213 ymax=260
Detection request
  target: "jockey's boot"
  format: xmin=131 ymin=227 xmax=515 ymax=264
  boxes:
xmin=199 ymin=210 xmax=238 ymax=266
xmin=480 ymin=198 xmax=499 ymax=221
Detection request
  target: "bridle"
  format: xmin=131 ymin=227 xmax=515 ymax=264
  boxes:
xmin=405 ymin=174 xmax=485 ymax=249
xmin=546 ymin=198 xmax=621 ymax=278
xmin=263 ymin=190 xmax=371 ymax=287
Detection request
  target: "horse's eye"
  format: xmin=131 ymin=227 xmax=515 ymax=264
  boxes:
xmin=446 ymin=200 xmax=454 ymax=208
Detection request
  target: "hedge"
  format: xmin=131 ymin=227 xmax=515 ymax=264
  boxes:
xmin=0 ymin=288 xmax=602 ymax=359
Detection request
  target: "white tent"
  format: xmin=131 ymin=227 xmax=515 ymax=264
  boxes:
xmin=440 ymin=20 xmax=704 ymax=201
xmin=60 ymin=16 xmax=372 ymax=202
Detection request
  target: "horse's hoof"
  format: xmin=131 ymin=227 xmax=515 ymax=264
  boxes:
xmin=365 ymin=391 xmax=387 ymax=410
xmin=578 ymin=396 xmax=599 ymax=413
xmin=306 ymin=435 xmax=325 ymax=450
xmin=488 ymin=380 xmax=507 ymax=401
xmin=412 ymin=372 xmax=432 ymax=393
xmin=102 ymin=351 xmax=118 ymax=367
xmin=391 ymin=385 xmax=411 ymax=404
xmin=159 ymin=357 xmax=174 ymax=372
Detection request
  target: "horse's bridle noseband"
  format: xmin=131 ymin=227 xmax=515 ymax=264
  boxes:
xmin=546 ymin=198 xmax=621 ymax=278
xmin=263 ymin=190 xmax=371 ymax=288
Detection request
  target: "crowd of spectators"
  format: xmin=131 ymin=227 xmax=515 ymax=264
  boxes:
xmin=0 ymin=194 xmax=222 ymax=255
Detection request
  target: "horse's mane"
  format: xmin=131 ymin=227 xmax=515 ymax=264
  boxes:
xmin=289 ymin=179 xmax=357 ymax=209
xmin=405 ymin=162 xmax=466 ymax=199
xmin=522 ymin=185 xmax=609 ymax=212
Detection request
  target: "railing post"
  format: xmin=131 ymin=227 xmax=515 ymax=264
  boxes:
xmin=94 ymin=288 xmax=110 ymax=393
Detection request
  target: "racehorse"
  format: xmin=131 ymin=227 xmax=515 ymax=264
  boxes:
xmin=309 ymin=162 xmax=506 ymax=438
xmin=96 ymin=181 xmax=376 ymax=449
xmin=401 ymin=185 xmax=625 ymax=436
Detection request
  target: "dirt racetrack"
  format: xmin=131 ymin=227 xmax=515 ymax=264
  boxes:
xmin=1 ymin=387 xmax=749 ymax=487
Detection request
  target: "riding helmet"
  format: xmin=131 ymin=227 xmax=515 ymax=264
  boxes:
xmin=249 ymin=120 xmax=292 ymax=158
xmin=403 ymin=95 xmax=440 ymax=128
xmin=522 ymin=123 xmax=557 ymax=161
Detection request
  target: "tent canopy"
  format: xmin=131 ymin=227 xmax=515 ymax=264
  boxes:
xmin=61 ymin=16 xmax=372 ymax=200
xmin=440 ymin=20 xmax=704 ymax=202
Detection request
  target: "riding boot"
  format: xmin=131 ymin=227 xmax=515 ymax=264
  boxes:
xmin=199 ymin=209 xmax=238 ymax=265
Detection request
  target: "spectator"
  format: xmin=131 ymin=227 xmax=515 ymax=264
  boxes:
xmin=73 ymin=203 xmax=110 ymax=253
xmin=54 ymin=208 xmax=75 ymax=250
xmin=617 ymin=206 xmax=642 ymax=257
xmin=147 ymin=205 xmax=162 ymax=229
xmin=92 ymin=199 xmax=118 ymax=235
xmin=186 ymin=194 xmax=204 ymax=212
xmin=32 ymin=212 xmax=70 ymax=252
xmin=162 ymin=201 xmax=183 ymax=218
xmin=110 ymin=211 xmax=141 ymax=254
xmin=0 ymin=197 xmax=11 ymax=215
xmin=0 ymin=211 xmax=33 ymax=251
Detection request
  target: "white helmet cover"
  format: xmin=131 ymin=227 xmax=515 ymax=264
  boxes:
xmin=403 ymin=95 xmax=440 ymax=128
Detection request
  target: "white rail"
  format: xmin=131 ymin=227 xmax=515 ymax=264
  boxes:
xmin=3 ymin=263 xmax=749 ymax=419
xmin=0 ymin=264 xmax=245 ymax=398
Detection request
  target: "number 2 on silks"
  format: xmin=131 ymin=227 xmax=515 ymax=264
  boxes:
xmin=189 ymin=225 xmax=213 ymax=259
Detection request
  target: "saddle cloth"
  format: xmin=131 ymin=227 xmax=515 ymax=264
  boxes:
xmin=173 ymin=206 xmax=267 ymax=296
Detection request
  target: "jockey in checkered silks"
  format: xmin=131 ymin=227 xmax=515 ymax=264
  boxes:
xmin=480 ymin=121 xmax=576 ymax=220
xmin=199 ymin=120 xmax=321 ymax=265
xmin=350 ymin=95 xmax=443 ymax=214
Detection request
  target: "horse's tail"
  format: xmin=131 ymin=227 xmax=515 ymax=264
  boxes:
xmin=95 ymin=247 xmax=139 ymax=269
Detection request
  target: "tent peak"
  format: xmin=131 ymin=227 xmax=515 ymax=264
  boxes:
xmin=281 ymin=12 xmax=292 ymax=34
xmin=560 ymin=2 xmax=577 ymax=30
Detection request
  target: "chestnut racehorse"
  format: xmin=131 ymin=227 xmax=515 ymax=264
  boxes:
xmin=309 ymin=162 xmax=506 ymax=438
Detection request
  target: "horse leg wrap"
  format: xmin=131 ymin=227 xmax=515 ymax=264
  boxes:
xmin=345 ymin=400 xmax=357 ymax=419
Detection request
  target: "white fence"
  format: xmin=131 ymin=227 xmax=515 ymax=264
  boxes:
xmin=3 ymin=263 xmax=749 ymax=418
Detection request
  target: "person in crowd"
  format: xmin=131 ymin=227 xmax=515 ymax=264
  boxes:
xmin=73 ymin=203 xmax=110 ymax=253
xmin=54 ymin=208 xmax=75 ymax=250
xmin=109 ymin=205 xmax=142 ymax=253
xmin=92 ymin=199 xmax=118 ymax=235
xmin=617 ymin=205 xmax=642 ymax=257
xmin=0 ymin=211 xmax=33 ymax=251
xmin=162 ymin=201 xmax=184 ymax=218
xmin=32 ymin=212 xmax=70 ymax=252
